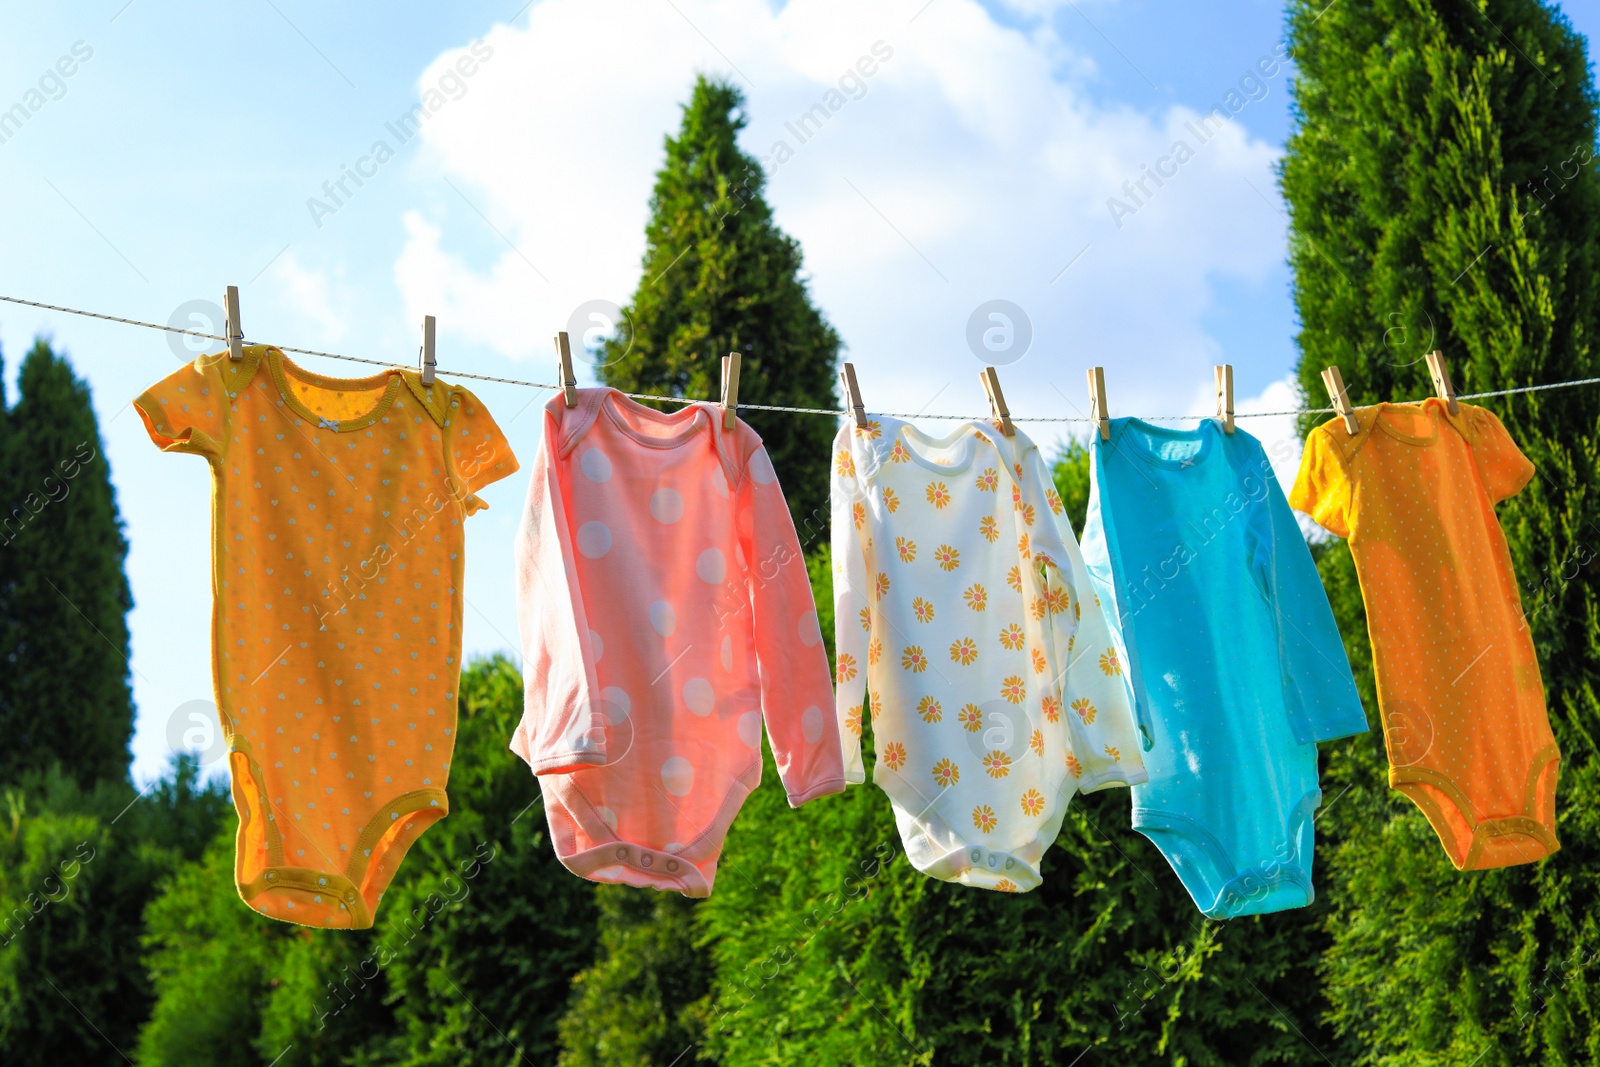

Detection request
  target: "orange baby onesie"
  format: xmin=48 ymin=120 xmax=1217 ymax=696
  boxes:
xmin=511 ymin=388 xmax=844 ymax=896
xmin=136 ymin=345 xmax=517 ymax=927
xmin=1291 ymin=399 xmax=1558 ymax=869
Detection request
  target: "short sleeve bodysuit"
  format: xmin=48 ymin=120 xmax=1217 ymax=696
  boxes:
xmin=1291 ymin=400 xmax=1559 ymax=869
xmin=136 ymin=346 xmax=517 ymax=928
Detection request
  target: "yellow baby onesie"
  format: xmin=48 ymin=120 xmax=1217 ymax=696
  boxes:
xmin=136 ymin=345 xmax=517 ymax=927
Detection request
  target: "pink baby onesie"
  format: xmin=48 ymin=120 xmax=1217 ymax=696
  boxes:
xmin=511 ymin=387 xmax=845 ymax=896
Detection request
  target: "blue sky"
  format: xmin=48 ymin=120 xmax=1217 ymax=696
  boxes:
xmin=0 ymin=0 xmax=1593 ymax=784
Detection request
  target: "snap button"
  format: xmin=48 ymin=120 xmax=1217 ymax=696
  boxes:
xmin=666 ymin=860 xmax=679 ymax=873
xmin=641 ymin=854 xmax=653 ymax=868
xmin=1004 ymin=859 xmax=1015 ymax=870
xmin=987 ymin=855 xmax=998 ymax=869
xmin=615 ymin=846 xmax=629 ymax=861
xmin=266 ymin=872 xmax=277 ymax=881
xmin=970 ymin=848 xmax=982 ymax=863
xmin=318 ymin=877 xmax=327 ymax=885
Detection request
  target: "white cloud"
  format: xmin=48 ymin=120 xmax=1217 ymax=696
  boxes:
xmin=268 ymin=251 xmax=351 ymax=345
xmin=393 ymin=0 xmax=1288 ymax=417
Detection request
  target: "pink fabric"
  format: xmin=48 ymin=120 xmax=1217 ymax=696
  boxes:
xmin=512 ymin=388 xmax=843 ymax=896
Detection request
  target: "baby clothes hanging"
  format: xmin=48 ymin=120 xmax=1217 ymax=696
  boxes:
xmin=512 ymin=388 xmax=843 ymax=897
xmin=135 ymin=346 xmax=518 ymax=928
xmin=1291 ymin=399 xmax=1559 ymax=869
xmin=1081 ymin=417 xmax=1366 ymax=918
xmin=830 ymin=416 xmax=1145 ymax=892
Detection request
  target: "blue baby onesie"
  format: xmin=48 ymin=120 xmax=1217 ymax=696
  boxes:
xmin=1080 ymin=417 xmax=1366 ymax=918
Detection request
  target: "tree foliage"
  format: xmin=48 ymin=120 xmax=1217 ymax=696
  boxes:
xmin=596 ymin=74 xmax=842 ymax=532
xmin=0 ymin=339 xmax=134 ymax=787
xmin=1282 ymin=1 xmax=1600 ymax=1062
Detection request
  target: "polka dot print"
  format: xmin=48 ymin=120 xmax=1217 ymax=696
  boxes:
xmin=512 ymin=388 xmax=841 ymax=900
xmin=134 ymin=345 xmax=518 ymax=929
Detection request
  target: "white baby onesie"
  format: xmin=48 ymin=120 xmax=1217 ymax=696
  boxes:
xmin=831 ymin=416 xmax=1146 ymax=891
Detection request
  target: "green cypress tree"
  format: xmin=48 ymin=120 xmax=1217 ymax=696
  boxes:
xmin=1281 ymin=1 xmax=1600 ymax=1061
xmin=598 ymin=74 xmax=842 ymax=536
xmin=0 ymin=340 xmax=133 ymax=788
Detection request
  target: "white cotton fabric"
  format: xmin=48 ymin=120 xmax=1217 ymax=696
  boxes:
xmin=830 ymin=417 xmax=1147 ymax=891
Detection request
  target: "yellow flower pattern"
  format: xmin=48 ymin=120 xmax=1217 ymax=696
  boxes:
xmin=824 ymin=419 xmax=1146 ymax=892
xmin=982 ymin=750 xmax=1013 ymax=778
xmin=856 ymin=418 xmax=883 ymax=440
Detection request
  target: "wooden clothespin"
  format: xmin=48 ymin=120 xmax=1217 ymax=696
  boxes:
xmin=555 ymin=331 xmax=577 ymax=407
xmin=1321 ymin=365 xmax=1360 ymax=434
xmin=223 ymin=285 xmax=243 ymax=361
xmin=979 ymin=366 xmax=1015 ymax=437
xmin=1087 ymin=366 xmax=1110 ymax=441
xmin=1424 ymin=349 xmax=1459 ymax=415
xmin=839 ymin=362 xmax=868 ymax=429
xmin=420 ymin=315 xmax=437 ymax=386
xmin=721 ymin=351 xmax=741 ymax=429
xmin=1215 ymin=364 xmax=1235 ymax=434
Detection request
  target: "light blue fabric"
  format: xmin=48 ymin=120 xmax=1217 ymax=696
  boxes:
xmin=1080 ymin=417 xmax=1367 ymax=919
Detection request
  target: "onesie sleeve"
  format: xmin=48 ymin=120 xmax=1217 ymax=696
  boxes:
xmin=134 ymin=353 xmax=238 ymax=460
xmin=829 ymin=427 xmax=870 ymax=786
xmin=443 ymin=385 xmax=520 ymax=514
xmin=509 ymin=405 xmax=607 ymax=774
xmin=1463 ymin=405 xmax=1535 ymax=504
xmin=1029 ymin=455 xmax=1147 ymax=790
xmin=1288 ymin=424 xmax=1352 ymax=539
xmin=737 ymin=440 xmax=847 ymax=807
xmin=1261 ymin=451 xmax=1368 ymax=744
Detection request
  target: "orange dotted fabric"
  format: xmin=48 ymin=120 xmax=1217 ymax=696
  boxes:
xmin=136 ymin=346 xmax=517 ymax=926
xmin=1291 ymin=399 xmax=1558 ymax=870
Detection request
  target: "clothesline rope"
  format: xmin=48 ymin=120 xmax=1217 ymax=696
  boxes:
xmin=4 ymin=291 xmax=1598 ymax=423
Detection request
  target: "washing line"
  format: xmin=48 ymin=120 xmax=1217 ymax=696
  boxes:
xmin=3 ymin=292 xmax=1598 ymax=423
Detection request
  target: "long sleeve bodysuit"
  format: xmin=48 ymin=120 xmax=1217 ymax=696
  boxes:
xmin=831 ymin=416 xmax=1145 ymax=892
xmin=511 ymin=388 xmax=844 ymax=897
xmin=1081 ymin=417 xmax=1367 ymax=918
